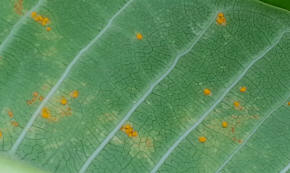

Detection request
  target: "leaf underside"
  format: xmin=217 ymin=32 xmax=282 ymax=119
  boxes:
xmin=0 ymin=0 xmax=290 ymax=173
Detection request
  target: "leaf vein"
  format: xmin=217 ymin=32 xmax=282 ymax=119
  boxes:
xmin=150 ymin=30 xmax=290 ymax=173
xmin=9 ymin=0 xmax=134 ymax=154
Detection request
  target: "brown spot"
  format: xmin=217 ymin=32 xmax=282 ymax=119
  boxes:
xmin=238 ymin=139 xmax=243 ymax=143
xmin=39 ymin=96 xmax=44 ymax=101
xmin=11 ymin=121 xmax=19 ymax=127
xmin=26 ymin=100 xmax=32 ymax=105
xmin=14 ymin=0 xmax=23 ymax=15
xmin=231 ymin=127 xmax=235 ymax=133
xmin=8 ymin=110 xmax=13 ymax=118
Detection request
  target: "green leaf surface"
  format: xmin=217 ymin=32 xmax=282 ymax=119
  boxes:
xmin=0 ymin=0 xmax=290 ymax=173
xmin=259 ymin=0 xmax=290 ymax=12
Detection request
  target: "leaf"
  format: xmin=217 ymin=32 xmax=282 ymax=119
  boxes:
xmin=259 ymin=0 xmax=290 ymax=12
xmin=0 ymin=0 xmax=290 ymax=173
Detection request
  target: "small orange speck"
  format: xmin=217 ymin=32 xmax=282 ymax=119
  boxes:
xmin=42 ymin=107 xmax=50 ymax=119
xmin=31 ymin=12 xmax=37 ymax=17
xmin=43 ymin=17 xmax=49 ymax=22
xmin=42 ymin=21 xmax=47 ymax=26
xmin=288 ymin=102 xmax=290 ymax=106
xmin=39 ymin=96 xmax=44 ymax=101
xmin=136 ymin=33 xmax=143 ymax=40
xmin=33 ymin=92 xmax=39 ymax=97
xmin=199 ymin=136 xmax=207 ymax=143
xmin=125 ymin=127 xmax=133 ymax=134
xmin=216 ymin=12 xmax=226 ymax=25
xmin=0 ymin=131 xmax=2 ymax=138
xmin=240 ymin=86 xmax=247 ymax=93
xmin=71 ymin=90 xmax=79 ymax=98
xmin=203 ymin=88 xmax=211 ymax=96
xmin=11 ymin=121 xmax=19 ymax=127
xmin=131 ymin=131 xmax=138 ymax=137
xmin=61 ymin=97 xmax=68 ymax=105
xmin=8 ymin=111 xmax=13 ymax=118
xmin=218 ymin=12 xmax=224 ymax=17
xmin=222 ymin=121 xmax=228 ymax=128
xmin=46 ymin=27 xmax=51 ymax=32
xmin=124 ymin=124 xmax=131 ymax=129
xmin=234 ymin=101 xmax=240 ymax=108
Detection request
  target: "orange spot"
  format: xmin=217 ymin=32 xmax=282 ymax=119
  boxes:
xmin=222 ymin=121 xmax=228 ymax=128
xmin=240 ymin=86 xmax=247 ymax=93
xmin=0 ymin=131 xmax=2 ymax=138
xmin=46 ymin=27 xmax=52 ymax=32
xmin=42 ymin=107 xmax=51 ymax=119
xmin=39 ymin=96 xmax=44 ymax=101
xmin=199 ymin=136 xmax=207 ymax=143
xmin=203 ymin=88 xmax=211 ymax=96
xmin=11 ymin=121 xmax=19 ymax=127
xmin=60 ymin=97 xmax=68 ymax=105
xmin=234 ymin=101 xmax=240 ymax=108
xmin=31 ymin=11 xmax=37 ymax=18
xmin=288 ymin=102 xmax=290 ymax=106
xmin=216 ymin=12 xmax=226 ymax=25
xmin=136 ymin=33 xmax=143 ymax=40
xmin=8 ymin=111 xmax=13 ymax=118
xmin=71 ymin=90 xmax=79 ymax=98
xmin=131 ymin=131 xmax=138 ymax=137
xmin=33 ymin=92 xmax=39 ymax=97
xmin=125 ymin=127 xmax=133 ymax=134
xmin=231 ymin=127 xmax=235 ymax=133
xmin=43 ymin=17 xmax=49 ymax=23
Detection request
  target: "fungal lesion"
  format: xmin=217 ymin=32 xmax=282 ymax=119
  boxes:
xmin=31 ymin=11 xmax=52 ymax=31
xmin=14 ymin=0 xmax=23 ymax=15
xmin=216 ymin=12 xmax=226 ymax=26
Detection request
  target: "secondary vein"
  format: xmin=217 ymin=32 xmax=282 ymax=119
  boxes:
xmin=150 ymin=30 xmax=289 ymax=173
xmin=216 ymin=94 xmax=290 ymax=173
xmin=78 ymin=11 xmax=218 ymax=173
xmin=9 ymin=0 xmax=134 ymax=154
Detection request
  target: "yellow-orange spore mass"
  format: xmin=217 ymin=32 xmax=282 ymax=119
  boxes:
xmin=71 ymin=90 xmax=79 ymax=98
xmin=8 ymin=111 xmax=13 ymax=118
xmin=0 ymin=131 xmax=2 ymax=138
xmin=222 ymin=121 xmax=228 ymax=128
xmin=216 ymin=12 xmax=226 ymax=25
xmin=31 ymin=11 xmax=37 ymax=17
xmin=131 ymin=131 xmax=138 ymax=137
xmin=203 ymin=88 xmax=211 ymax=96
xmin=240 ymin=86 xmax=247 ymax=93
xmin=136 ymin=33 xmax=143 ymax=40
xmin=46 ymin=27 xmax=51 ymax=32
xmin=42 ymin=107 xmax=51 ymax=119
xmin=33 ymin=92 xmax=39 ymax=97
xmin=199 ymin=136 xmax=207 ymax=143
xmin=234 ymin=101 xmax=240 ymax=108
xmin=61 ymin=97 xmax=68 ymax=105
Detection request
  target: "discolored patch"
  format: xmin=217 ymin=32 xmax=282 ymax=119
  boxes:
xmin=11 ymin=120 xmax=19 ymax=127
xmin=14 ymin=0 xmax=23 ymax=15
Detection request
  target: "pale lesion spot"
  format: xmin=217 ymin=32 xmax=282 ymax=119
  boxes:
xmin=129 ymin=136 xmax=155 ymax=163
xmin=14 ymin=0 xmax=23 ymax=15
